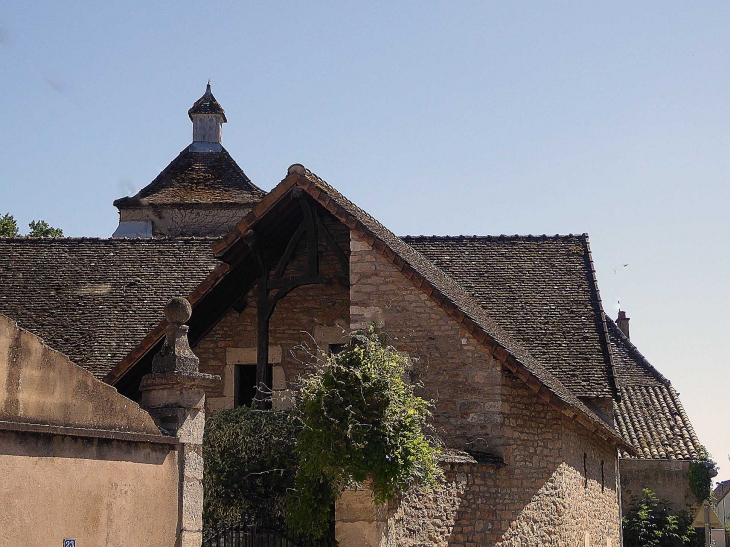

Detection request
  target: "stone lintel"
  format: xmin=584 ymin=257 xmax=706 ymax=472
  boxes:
xmin=226 ymin=345 xmax=282 ymax=364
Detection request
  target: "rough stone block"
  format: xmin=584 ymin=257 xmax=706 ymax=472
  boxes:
xmin=206 ymin=396 xmax=233 ymax=413
xmin=272 ymin=365 xmax=286 ymax=390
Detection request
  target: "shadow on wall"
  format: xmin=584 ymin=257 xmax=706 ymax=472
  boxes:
xmin=0 ymin=430 xmax=171 ymax=465
xmin=381 ymin=459 xmax=619 ymax=547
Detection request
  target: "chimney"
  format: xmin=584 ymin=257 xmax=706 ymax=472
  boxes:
xmin=617 ymin=310 xmax=630 ymax=340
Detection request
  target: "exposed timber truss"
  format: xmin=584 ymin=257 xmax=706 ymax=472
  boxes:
xmin=244 ymin=189 xmax=348 ymax=408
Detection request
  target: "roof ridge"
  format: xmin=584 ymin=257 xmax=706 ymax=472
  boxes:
xmin=401 ymin=234 xmax=589 ymax=241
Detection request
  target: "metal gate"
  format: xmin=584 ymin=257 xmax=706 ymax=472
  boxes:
xmin=202 ymin=519 xmax=300 ymax=547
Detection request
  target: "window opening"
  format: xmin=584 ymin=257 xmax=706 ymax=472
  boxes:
xmin=583 ymin=453 xmax=588 ymax=488
xmin=601 ymin=459 xmax=605 ymax=492
xmin=235 ymin=364 xmax=258 ymax=408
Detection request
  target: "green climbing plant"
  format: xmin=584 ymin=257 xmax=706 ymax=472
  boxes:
xmin=688 ymin=446 xmax=718 ymax=502
xmin=286 ymin=328 xmax=443 ymax=543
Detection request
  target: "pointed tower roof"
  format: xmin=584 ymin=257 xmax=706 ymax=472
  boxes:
xmin=188 ymin=82 xmax=227 ymax=121
xmin=113 ymin=147 xmax=265 ymax=207
xmin=114 ymin=83 xmax=265 ymax=209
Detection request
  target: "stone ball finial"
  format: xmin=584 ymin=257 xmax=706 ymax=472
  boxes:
xmin=288 ymin=163 xmax=306 ymax=175
xmin=165 ymin=297 xmax=192 ymax=325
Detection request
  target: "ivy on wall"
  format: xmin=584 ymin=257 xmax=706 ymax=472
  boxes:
xmin=687 ymin=446 xmax=718 ymax=502
xmin=202 ymin=329 xmax=443 ymax=545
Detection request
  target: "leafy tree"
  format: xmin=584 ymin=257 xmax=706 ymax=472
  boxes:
xmin=0 ymin=213 xmax=19 ymax=237
xmin=287 ymin=328 xmax=442 ymax=543
xmin=623 ymin=489 xmax=701 ymax=547
xmin=27 ymin=219 xmax=63 ymax=238
xmin=0 ymin=213 xmax=63 ymax=238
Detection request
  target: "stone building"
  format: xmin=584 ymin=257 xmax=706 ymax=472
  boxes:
xmin=112 ymin=83 xmax=265 ymax=238
xmin=609 ymin=312 xmax=704 ymax=513
xmin=0 ymin=85 xmax=706 ymax=545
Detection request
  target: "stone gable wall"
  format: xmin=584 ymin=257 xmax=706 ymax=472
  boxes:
xmin=350 ymin=233 xmax=503 ymax=453
xmin=349 ymin=233 xmax=621 ymax=546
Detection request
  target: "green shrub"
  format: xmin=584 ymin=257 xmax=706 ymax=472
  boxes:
xmin=622 ymin=489 xmax=701 ymax=547
xmin=287 ymin=329 xmax=442 ymax=543
xmin=202 ymin=406 xmax=300 ymax=528
xmin=688 ymin=446 xmax=718 ymax=502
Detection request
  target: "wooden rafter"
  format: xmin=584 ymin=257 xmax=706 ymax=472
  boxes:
xmin=251 ymin=194 xmax=348 ymax=408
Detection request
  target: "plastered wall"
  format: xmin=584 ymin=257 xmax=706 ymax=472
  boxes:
xmin=120 ymin=204 xmax=254 ymax=236
xmin=0 ymin=314 xmax=180 ymax=546
xmin=0 ymin=430 xmax=179 ymax=546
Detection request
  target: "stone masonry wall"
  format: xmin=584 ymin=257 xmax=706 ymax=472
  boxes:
xmin=350 ymin=233 xmax=621 ymax=546
xmin=120 ymin=205 xmax=254 ymax=237
xmin=350 ymin=234 xmax=503 ymax=454
xmin=619 ymin=458 xmax=695 ymax=514
xmin=194 ymin=214 xmax=350 ymax=411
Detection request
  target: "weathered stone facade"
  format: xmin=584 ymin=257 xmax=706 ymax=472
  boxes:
xmin=619 ymin=458 xmax=695 ymax=514
xmin=193 ymin=224 xmax=623 ymax=546
xmin=118 ymin=204 xmax=256 ymax=237
xmin=349 ymin=232 xmax=621 ymax=546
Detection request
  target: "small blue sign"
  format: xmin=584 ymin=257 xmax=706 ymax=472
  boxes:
xmin=63 ymin=540 xmax=76 ymax=547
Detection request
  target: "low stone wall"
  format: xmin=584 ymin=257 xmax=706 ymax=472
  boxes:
xmin=620 ymin=458 xmax=695 ymax=514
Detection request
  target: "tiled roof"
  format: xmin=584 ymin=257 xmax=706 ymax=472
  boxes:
xmin=402 ymin=235 xmax=616 ymax=399
xmin=608 ymin=318 xmax=701 ymax=460
xmin=113 ymin=146 xmax=266 ymax=207
xmin=206 ymin=165 xmax=633 ymax=451
xmin=0 ymin=238 xmax=220 ymax=379
xmin=714 ymin=480 xmax=730 ymax=504
xmin=188 ymin=84 xmax=227 ymax=121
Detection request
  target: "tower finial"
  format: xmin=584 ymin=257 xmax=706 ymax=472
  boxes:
xmin=206 ymin=78 xmax=211 ymax=94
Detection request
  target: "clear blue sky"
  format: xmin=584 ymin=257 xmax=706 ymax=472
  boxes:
xmin=2 ymin=2 xmax=729 ymax=479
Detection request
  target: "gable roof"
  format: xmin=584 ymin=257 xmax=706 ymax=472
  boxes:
xmin=113 ymin=146 xmax=266 ymax=207
xmin=403 ymin=235 xmax=616 ymax=399
xmin=0 ymin=238 xmax=220 ymax=379
xmin=109 ymin=164 xmax=631 ymax=450
xmin=608 ymin=318 xmax=701 ymax=459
